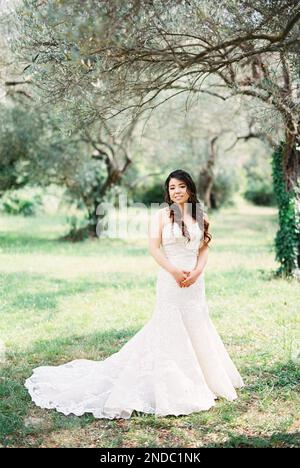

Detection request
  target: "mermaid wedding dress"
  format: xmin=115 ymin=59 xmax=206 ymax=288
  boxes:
xmin=25 ymin=219 xmax=245 ymax=419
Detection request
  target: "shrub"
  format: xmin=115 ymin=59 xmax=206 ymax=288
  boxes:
xmin=244 ymin=174 xmax=276 ymax=206
xmin=210 ymin=169 xmax=239 ymax=209
xmin=132 ymin=181 xmax=165 ymax=206
xmin=0 ymin=188 xmax=43 ymax=216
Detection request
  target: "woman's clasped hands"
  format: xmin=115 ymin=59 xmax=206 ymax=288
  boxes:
xmin=172 ymin=268 xmax=201 ymax=288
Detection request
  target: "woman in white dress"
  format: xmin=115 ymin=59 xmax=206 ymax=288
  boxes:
xmin=25 ymin=169 xmax=245 ymax=419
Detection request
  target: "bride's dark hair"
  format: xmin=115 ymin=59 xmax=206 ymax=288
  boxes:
xmin=163 ymin=169 xmax=212 ymax=246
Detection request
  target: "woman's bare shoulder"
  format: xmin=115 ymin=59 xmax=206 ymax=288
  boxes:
xmin=151 ymin=207 xmax=167 ymax=218
xmin=159 ymin=206 xmax=171 ymax=223
xmin=149 ymin=207 xmax=168 ymax=227
xmin=148 ymin=207 xmax=169 ymax=241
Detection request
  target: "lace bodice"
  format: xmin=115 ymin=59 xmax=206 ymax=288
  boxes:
xmin=161 ymin=221 xmax=204 ymax=260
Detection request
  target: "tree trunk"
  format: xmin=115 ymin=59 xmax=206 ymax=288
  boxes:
xmin=198 ymin=136 xmax=218 ymax=209
xmin=62 ymin=166 xmax=127 ymax=242
xmin=86 ymin=167 xmax=124 ymax=239
xmin=272 ymin=129 xmax=300 ymax=277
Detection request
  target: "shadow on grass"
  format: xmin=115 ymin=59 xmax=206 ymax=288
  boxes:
xmin=1 ymin=333 xmax=298 ymax=447
xmin=0 ymin=232 xmax=148 ymax=257
xmin=0 ymin=232 xmax=66 ymax=253
xmin=1 ymin=271 xmax=156 ymax=315
xmin=243 ymin=359 xmax=300 ymax=392
xmin=206 ymin=431 xmax=299 ymax=448
xmin=0 ymin=326 xmax=141 ymax=447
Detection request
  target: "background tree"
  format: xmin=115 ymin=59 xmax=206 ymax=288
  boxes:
xmin=0 ymin=94 xmax=135 ymax=238
xmin=3 ymin=0 xmax=300 ymax=274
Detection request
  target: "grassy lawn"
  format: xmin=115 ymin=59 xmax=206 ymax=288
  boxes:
xmin=0 ymin=199 xmax=299 ymax=448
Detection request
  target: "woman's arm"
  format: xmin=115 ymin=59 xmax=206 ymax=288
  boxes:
xmin=148 ymin=209 xmax=177 ymax=275
xmin=182 ymin=214 xmax=210 ymax=287
xmin=194 ymin=213 xmax=209 ymax=274
xmin=194 ymin=243 xmax=209 ymax=274
xmin=148 ymin=209 xmax=191 ymax=288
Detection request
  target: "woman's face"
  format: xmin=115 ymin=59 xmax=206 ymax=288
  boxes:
xmin=168 ymin=178 xmax=190 ymax=205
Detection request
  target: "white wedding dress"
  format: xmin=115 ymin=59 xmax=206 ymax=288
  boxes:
xmin=25 ymin=219 xmax=245 ymax=419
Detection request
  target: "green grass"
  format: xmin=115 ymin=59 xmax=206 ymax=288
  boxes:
xmin=0 ymin=200 xmax=299 ymax=448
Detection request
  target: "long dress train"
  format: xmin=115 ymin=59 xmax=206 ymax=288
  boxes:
xmin=24 ymin=220 xmax=245 ymax=419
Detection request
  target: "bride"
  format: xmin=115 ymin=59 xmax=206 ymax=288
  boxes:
xmin=25 ymin=169 xmax=245 ymax=419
